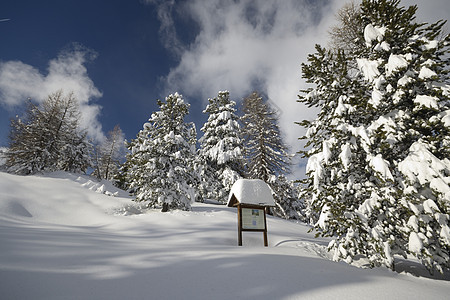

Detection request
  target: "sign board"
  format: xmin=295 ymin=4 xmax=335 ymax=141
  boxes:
xmin=241 ymin=208 xmax=265 ymax=230
xmin=227 ymin=179 xmax=275 ymax=247
xmin=237 ymin=204 xmax=268 ymax=246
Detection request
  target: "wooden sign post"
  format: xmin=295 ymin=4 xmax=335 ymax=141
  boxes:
xmin=227 ymin=179 xmax=275 ymax=247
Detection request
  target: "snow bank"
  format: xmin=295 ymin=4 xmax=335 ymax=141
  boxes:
xmin=0 ymin=171 xmax=132 ymax=225
xmin=1 ymin=171 xmax=450 ymax=299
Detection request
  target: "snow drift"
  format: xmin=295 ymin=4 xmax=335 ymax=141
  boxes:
xmin=0 ymin=171 xmax=449 ymax=299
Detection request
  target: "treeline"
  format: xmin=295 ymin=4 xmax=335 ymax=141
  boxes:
xmin=4 ymin=89 xmax=302 ymax=219
xmin=4 ymin=90 xmax=125 ymax=181
xmin=119 ymin=90 xmax=302 ymax=217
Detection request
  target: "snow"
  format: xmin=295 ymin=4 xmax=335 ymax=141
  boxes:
xmin=407 ymin=216 xmax=419 ymax=232
xmin=374 ymin=41 xmax=390 ymax=51
xmin=334 ymin=95 xmax=353 ymax=116
xmin=227 ymin=179 xmax=275 ymax=206
xmin=408 ymin=232 xmax=423 ymax=253
xmin=386 ymin=54 xmax=409 ymax=76
xmin=424 ymin=39 xmax=438 ymax=50
xmin=369 ymin=154 xmax=394 ymax=181
xmin=364 ymin=24 xmax=386 ymax=47
xmin=370 ymin=89 xmax=383 ymax=107
xmin=414 ymin=95 xmax=439 ymax=110
xmin=306 ymin=152 xmax=324 ymax=189
xmin=399 ymin=142 xmax=450 ymax=200
xmin=441 ymin=109 xmax=450 ymax=127
xmin=0 ymin=171 xmax=449 ymax=299
xmin=322 ymin=140 xmax=333 ymax=163
xmin=0 ymin=147 xmax=6 ymax=167
xmin=423 ymin=199 xmax=440 ymax=214
xmin=357 ymin=58 xmax=381 ymax=82
xmin=441 ymin=225 xmax=450 ymax=245
xmin=339 ymin=144 xmax=352 ymax=170
xmin=398 ymin=74 xmax=413 ymax=86
xmin=317 ymin=204 xmax=331 ymax=230
xmin=418 ymin=66 xmax=437 ymax=79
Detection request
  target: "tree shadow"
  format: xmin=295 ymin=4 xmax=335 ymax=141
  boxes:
xmin=1 ymin=218 xmax=448 ymax=300
xmin=394 ymin=257 xmax=450 ymax=281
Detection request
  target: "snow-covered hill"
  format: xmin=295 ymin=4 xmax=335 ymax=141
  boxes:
xmin=0 ymin=171 xmax=448 ymax=299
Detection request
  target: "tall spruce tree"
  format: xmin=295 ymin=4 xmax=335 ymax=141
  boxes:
xmin=198 ymin=91 xmax=244 ymax=202
xmin=6 ymin=90 xmax=91 ymax=174
xmin=125 ymin=93 xmax=197 ymax=212
xmin=242 ymin=91 xmax=290 ymax=181
xmin=242 ymin=91 xmax=295 ymax=216
xmin=299 ymin=0 xmax=450 ymax=273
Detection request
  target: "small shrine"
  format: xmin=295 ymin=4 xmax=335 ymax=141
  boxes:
xmin=227 ymin=179 xmax=275 ymax=246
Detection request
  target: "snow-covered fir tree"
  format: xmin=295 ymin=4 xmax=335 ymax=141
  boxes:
xmin=198 ymin=91 xmax=244 ymax=202
xmin=269 ymin=174 xmax=304 ymax=220
xmin=6 ymin=90 xmax=91 ymax=175
xmin=242 ymin=91 xmax=297 ymax=217
xmin=299 ymin=0 xmax=450 ymax=273
xmin=125 ymin=93 xmax=198 ymax=212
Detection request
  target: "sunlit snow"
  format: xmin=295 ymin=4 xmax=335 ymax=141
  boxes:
xmin=0 ymin=171 xmax=449 ymax=299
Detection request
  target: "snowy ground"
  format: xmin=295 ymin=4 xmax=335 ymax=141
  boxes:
xmin=0 ymin=171 xmax=449 ymax=299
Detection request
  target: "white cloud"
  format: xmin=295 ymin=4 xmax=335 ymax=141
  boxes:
xmin=0 ymin=46 xmax=104 ymax=141
xmin=402 ymin=0 xmax=449 ymax=24
xmin=150 ymin=0 xmax=447 ymax=179
xmin=150 ymin=0 xmax=348 ymax=177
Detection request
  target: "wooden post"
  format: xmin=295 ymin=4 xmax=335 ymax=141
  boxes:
xmin=237 ymin=204 xmax=243 ymax=246
xmin=263 ymin=208 xmax=268 ymax=247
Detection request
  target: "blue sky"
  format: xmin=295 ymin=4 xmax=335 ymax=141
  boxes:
xmin=0 ymin=0 xmax=448 ymax=177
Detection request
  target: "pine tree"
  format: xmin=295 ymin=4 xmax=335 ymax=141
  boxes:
xmin=299 ymin=0 xmax=450 ymax=273
xmin=6 ymin=90 xmax=91 ymax=174
xmin=125 ymin=93 xmax=197 ymax=212
xmin=93 ymin=125 xmax=125 ymax=180
xmin=198 ymin=91 xmax=244 ymax=203
xmin=242 ymin=91 xmax=294 ymax=216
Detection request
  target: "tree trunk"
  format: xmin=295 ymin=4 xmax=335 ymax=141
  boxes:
xmin=161 ymin=203 xmax=169 ymax=212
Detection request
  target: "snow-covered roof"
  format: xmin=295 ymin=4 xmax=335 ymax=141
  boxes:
xmin=227 ymin=179 xmax=275 ymax=207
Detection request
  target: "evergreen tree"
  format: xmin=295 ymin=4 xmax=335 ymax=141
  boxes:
xmin=269 ymin=174 xmax=304 ymax=220
xmin=6 ymin=90 xmax=91 ymax=174
xmin=242 ymin=91 xmax=295 ymax=216
xmin=125 ymin=93 xmax=197 ymax=212
xmin=198 ymin=91 xmax=244 ymax=202
xmin=93 ymin=125 xmax=125 ymax=180
xmin=299 ymin=0 xmax=450 ymax=273
xmin=242 ymin=91 xmax=291 ymax=181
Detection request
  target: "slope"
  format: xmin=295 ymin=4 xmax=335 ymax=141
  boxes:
xmin=0 ymin=171 xmax=448 ymax=299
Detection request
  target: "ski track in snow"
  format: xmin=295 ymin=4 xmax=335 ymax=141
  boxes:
xmin=0 ymin=171 xmax=449 ymax=300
